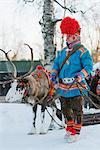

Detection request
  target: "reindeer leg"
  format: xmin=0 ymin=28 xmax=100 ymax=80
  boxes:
xmin=28 ymin=104 xmax=37 ymax=135
xmin=48 ymin=106 xmax=56 ymax=130
xmin=39 ymin=104 xmax=47 ymax=134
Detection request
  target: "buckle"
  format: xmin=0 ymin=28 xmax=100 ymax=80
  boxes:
xmin=62 ymin=77 xmax=75 ymax=84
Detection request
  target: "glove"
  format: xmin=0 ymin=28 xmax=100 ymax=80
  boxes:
xmin=50 ymin=74 xmax=57 ymax=85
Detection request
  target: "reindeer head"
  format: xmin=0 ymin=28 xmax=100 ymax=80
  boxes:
xmin=5 ymin=80 xmax=25 ymax=103
xmin=0 ymin=44 xmax=34 ymax=103
xmin=15 ymin=66 xmax=50 ymax=105
xmin=0 ymin=45 xmax=50 ymax=105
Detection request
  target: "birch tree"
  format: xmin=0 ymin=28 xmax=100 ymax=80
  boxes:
xmin=21 ymin=0 xmax=100 ymax=65
xmin=40 ymin=0 xmax=56 ymax=65
xmin=21 ymin=0 xmax=62 ymax=67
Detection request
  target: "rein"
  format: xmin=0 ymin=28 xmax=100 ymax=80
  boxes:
xmin=75 ymin=81 xmax=100 ymax=109
xmin=45 ymin=107 xmax=65 ymax=128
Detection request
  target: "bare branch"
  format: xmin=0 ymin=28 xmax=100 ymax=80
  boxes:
xmin=54 ymin=0 xmax=99 ymax=15
xmin=54 ymin=0 xmax=75 ymax=13
xmin=54 ymin=0 xmax=83 ymax=13
xmin=82 ymin=2 xmax=100 ymax=14
xmin=39 ymin=20 xmax=43 ymax=26
xmin=52 ymin=18 xmax=62 ymax=25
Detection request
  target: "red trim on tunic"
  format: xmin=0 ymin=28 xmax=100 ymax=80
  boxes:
xmin=50 ymin=70 xmax=58 ymax=74
xmin=59 ymin=83 xmax=87 ymax=90
xmin=81 ymin=69 xmax=88 ymax=78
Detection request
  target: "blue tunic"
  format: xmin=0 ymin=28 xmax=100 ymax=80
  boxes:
xmin=51 ymin=43 xmax=93 ymax=98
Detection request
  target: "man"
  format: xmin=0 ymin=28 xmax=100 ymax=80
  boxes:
xmin=50 ymin=16 xmax=93 ymax=142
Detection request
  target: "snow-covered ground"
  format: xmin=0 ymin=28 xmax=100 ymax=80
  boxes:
xmin=0 ymin=103 xmax=100 ymax=150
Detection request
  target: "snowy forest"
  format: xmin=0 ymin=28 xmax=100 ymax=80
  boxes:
xmin=0 ymin=0 xmax=99 ymax=65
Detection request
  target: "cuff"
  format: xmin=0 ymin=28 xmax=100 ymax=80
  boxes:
xmin=77 ymin=69 xmax=88 ymax=81
xmin=50 ymin=69 xmax=58 ymax=77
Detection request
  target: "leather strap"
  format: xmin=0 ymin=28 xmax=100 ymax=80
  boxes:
xmin=58 ymin=45 xmax=83 ymax=75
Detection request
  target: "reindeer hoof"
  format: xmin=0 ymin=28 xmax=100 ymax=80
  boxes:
xmin=48 ymin=124 xmax=55 ymax=130
xmin=39 ymin=131 xmax=47 ymax=134
xmin=27 ymin=132 xmax=35 ymax=135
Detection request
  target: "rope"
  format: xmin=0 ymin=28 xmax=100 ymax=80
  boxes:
xmin=45 ymin=107 xmax=65 ymax=128
xmin=75 ymin=81 xmax=100 ymax=109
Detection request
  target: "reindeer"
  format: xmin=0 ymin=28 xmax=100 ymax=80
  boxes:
xmin=0 ymin=45 xmax=63 ymax=134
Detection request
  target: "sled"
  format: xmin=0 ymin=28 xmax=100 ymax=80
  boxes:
xmin=83 ymin=112 xmax=100 ymax=126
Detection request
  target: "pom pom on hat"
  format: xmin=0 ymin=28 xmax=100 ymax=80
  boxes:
xmin=60 ymin=17 xmax=80 ymax=35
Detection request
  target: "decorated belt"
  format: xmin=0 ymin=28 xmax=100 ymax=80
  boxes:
xmin=59 ymin=77 xmax=75 ymax=84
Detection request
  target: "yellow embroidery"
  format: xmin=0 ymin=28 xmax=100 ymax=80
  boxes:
xmin=78 ymin=47 xmax=87 ymax=57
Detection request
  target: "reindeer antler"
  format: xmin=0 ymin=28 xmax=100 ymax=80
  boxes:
xmin=16 ymin=43 xmax=34 ymax=79
xmin=0 ymin=49 xmax=17 ymax=78
xmin=24 ymin=43 xmax=33 ymax=61
xmin=0 ymin=44 xmax=34 ymax=83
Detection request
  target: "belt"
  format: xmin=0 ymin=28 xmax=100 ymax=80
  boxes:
xmin=59 ymin=77 xmax=75 ymax=84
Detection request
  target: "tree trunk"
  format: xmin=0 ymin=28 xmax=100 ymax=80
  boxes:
xmin=42 ymin=0 xmax=55 ymax=66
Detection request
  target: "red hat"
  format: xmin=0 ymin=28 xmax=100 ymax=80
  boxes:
xmin=60 ymin=17 xmax=80 ymax=35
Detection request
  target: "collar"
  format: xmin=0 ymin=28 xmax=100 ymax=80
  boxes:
xmin=68 ymin=37 xmax=81 ymax=49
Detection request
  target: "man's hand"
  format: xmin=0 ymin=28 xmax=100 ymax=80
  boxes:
xmin=75 ymin=75 xmax=82 ymax=83
xmin=50 ymin=74 xmax=57 ymax=85
xmin=49 ymin=74 xmax=58 ymax=91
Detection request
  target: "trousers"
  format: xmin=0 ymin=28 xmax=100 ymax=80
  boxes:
xmin=60 ymin=96 xmax=83 ymax=134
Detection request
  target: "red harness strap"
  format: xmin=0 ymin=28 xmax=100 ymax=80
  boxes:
xmin=35 ymin=65 xmax=55 ymax=96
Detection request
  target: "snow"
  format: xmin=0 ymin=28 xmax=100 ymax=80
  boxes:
xmin=0 ymin=103 xmax=100 ymax=150
xmin=93 ymin=62 xmax=100 ymax=70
